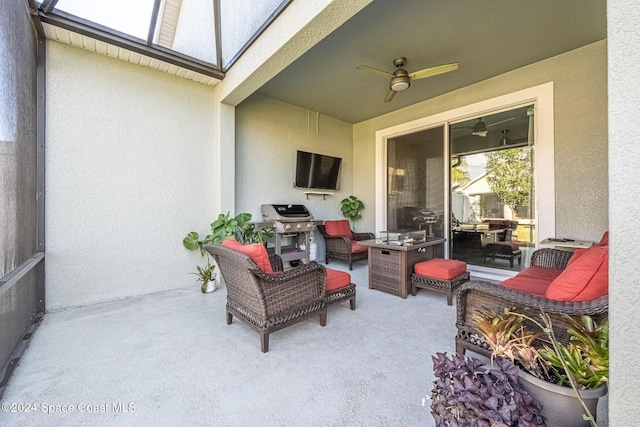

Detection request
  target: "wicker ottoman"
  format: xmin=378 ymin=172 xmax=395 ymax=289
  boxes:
xmin=482 ymin=242 xmax=522 ymax=268
xmin=411 ymin=258 xmax=470 ymax=305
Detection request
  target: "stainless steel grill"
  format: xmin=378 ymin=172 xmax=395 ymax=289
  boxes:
xmin=261 ymin=204 xmax=315 ymax=264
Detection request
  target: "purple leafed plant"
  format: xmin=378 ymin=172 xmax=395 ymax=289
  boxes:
xmin=430 ymin=352 xmax=545 ymax=427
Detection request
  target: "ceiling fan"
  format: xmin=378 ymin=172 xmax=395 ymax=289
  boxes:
xmin=465 ymin=117 xmax=516 ymax=137
xmin=357 ymin=57 xmax=458 ymax=103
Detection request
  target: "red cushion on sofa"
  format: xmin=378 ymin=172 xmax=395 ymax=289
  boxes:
xmin=351 ymin=241 xmax=368 ymax=253
xmin=512 ymin=265 xmax=564 ymax=283
xmin=597 ymin=231 xmax=609 ymax=246
xmin=566 ymin=248 xmax=588 ymax=268
xmin=545 ymin=245 xmax=608 ymax=301
xmin=500 ymin=266 xmax=564 ymax=296
xmin=222 ymin=239 xmax=273 ymax=274
xmin=324 ymin=220 xmax=353 ymax=239
xmin=501 ymin=275 xmax=557 ymax=296
xmin=325 ymin=268 xmax=352 ymax=291
xmin=414 ymin=258 xmax=467 ymax=280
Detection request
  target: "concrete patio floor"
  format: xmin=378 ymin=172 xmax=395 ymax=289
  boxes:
xmin=0 ymin=260 xmax=608 ymax=426
xmin=1 ymin=261 xmax=460 ymax=426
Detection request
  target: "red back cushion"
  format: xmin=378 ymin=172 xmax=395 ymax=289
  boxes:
xmin=545 ymin=245 xmax=608 ymax=301
xmin=325 ymin=268 xmax=352 ymax=291
xmin=597 ymin=231 xmax=609 ymax=246
xmin=222 ymin=239 xmax=273 ymax=274
xmin=324 ymin=220 xmax=353 ymax=239
xmin=566 ymin=248 xmax=588 ymax=268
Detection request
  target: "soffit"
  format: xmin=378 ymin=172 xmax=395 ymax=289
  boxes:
xmin=43 ymin=23 xmax=221 ymax=86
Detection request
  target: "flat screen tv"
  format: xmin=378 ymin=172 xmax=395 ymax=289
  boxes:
xmin=295 ymin=150 xmax=342 ymax=190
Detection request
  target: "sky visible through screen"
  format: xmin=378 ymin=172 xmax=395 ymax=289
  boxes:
xmin=54 ymin=0 xmax=155 ymax=40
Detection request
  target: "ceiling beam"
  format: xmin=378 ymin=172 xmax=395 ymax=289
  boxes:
xmin=39 ymin=0 xmax=59 ymax=14
xmin=147 ymin=0 xmax=162 ymax=46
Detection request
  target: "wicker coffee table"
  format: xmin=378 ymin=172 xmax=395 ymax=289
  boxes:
xmin=360 ymin=237 xmax=445 ymax=298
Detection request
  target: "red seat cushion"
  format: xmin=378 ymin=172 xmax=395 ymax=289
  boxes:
xmin=512 ymin=265 xmax=564 ymax=283
xmin=501 ymin=276 xmax=554 ymax=296
xmin=222 ymin=239 xmax=273 ymax=274
xmin=325 ymin=268 xmax=352 ymax=291
xmin=324 ymin=220 xmax=353 ymax=239
xmin=545 ymin=245 xmax=608 ymax=301
xmin=414 ymin=258 xmax=467 ymax=280
xmin=351 ymin=241 xmax=369 ymax=253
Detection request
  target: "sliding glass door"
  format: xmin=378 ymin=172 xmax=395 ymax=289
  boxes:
xmin=449 ymin=105 xmax=535 ymax=272
xmin=383 ymin=105 xmax=536 ymax=272
xmin=386 ymin=126 xmax=445 ymax=257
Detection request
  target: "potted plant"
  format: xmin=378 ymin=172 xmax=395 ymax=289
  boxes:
xmin=472 ymin=308 xmax=609 ymax=427
xmin=183 ymin=212 xmax=274 ymax=251
xmin=340 ymin=195 xmax=364 ymax=229
xmin=430 ymin=352 xmax=544 ymax=426
xmin=183 ymin=212 xmax=274 ymax=292
xmin=191 ymin=256 xmax=217 ymax=293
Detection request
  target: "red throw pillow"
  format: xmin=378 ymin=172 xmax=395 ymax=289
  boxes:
xmin=545 ymin=245 xmax=608 ymax=301
xmin=222 ymin=239 xmax=273 ymax=274
xmin=597 ymin=231 xmax=609 ymax=246
xmin=324 ymin=220 xmax=353 ymax=239
xmin=325 ymin=268 xmax=352 ymax=291
xmin=566 ymin=248 xmax=588 ymax=268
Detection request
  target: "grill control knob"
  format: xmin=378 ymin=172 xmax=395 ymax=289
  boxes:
xmin=284 ymin=223 xmax=291 ymax=230
xmin=296 ymin=223 xmax=302 ymax=230
xmin=306 ymin=223 xmax=313 ymax=229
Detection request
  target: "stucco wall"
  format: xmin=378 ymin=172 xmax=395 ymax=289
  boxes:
xmin=235 ymin=93 xmax=355 ymax=259
xmin=45 ymin=41 xmax=217 ymax=310
xmin=353 ymin=41 xmax=608 ymax=242
xmin=608 ymin=0 xmax=640 ymax=423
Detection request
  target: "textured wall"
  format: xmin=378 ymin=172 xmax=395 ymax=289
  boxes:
xmin=235 ymin=93 xmax=355 ymax=258
xmin=608 ymin=0 xmax=640 ymax=423
xmin=45 ymin=42 xmax=216 ymax=310
xmin=353 ymin=41 xmax=608 ymax=241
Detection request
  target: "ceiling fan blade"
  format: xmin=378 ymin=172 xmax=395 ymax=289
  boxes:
xmin=409 ymin=62 xmax=459 ymax=80
xmin=357 ymin=64 xmax=394 ymax=79
xmin=384 ymin=90 xmax=396 ymax=103
xmin=487 ymin=117 xmax=516 ymax=128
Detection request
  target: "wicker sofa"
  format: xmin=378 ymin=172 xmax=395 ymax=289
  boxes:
xmin=456 ymin=238 xmax=609 ymax=356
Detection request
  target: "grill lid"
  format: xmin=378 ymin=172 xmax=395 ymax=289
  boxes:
xmin=261 ymin=204 xmax=313 ymax=221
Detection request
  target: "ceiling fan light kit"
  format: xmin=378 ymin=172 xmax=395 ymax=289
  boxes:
xmin=390 ymin=72 xmax=410 ymax=91
xmin=356 ymin=56 xmax=458 ymax=103
xmin=471 ymin=119 xmax=488 ymax=137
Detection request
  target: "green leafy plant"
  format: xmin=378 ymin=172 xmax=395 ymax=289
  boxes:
xmin=191 ymin=256 xmax=217 ymax=293
xmin=473 ymin=308 xmax=609 ymax=426
xmin=473 ymin=309 xmax=608 ymax=390
xmin=340 ymin=195 xmax=364 ymax=221
xmin=183 ymin=212 xmax=274 ymax=255
xmin=183 ymin=213 xmax=274 ymax=292
xmin=537 ymin=314 xmax=609 ymax=390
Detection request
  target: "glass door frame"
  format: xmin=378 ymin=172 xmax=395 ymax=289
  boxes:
xmin=374 ymin=83 xmax=555 ymax=280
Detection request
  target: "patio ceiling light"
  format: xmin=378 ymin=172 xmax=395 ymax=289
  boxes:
xmin=471 ymin=118 xmax=488 ymax=137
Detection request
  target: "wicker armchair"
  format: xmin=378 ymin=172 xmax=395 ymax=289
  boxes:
xmin=316 ymin=221 xmax=375 ymax=270
xmin=456 ymin=248 xmax=609 ymax=357
xmin=205 ymin=244 xmax=327 ymax=353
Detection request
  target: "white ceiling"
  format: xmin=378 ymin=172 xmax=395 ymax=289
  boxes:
xmin=255 ymin=0 xmax=607 ymax=123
